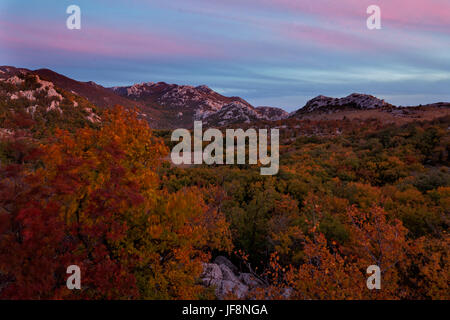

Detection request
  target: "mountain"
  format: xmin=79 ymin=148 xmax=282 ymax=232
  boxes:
xmin=110 ymin=82 xmax=240 ymax=127
xmin=200 ymin=103 xmax=288 ymax=127
xmin=110 ymin=82 xmax=287 ymax=128
xmin=290 ymin=93 xmax=450 ymax=123
xmin=33 ymin=68 xmax=141 ymax=110
xmin=1 ymin=66 xmax=289 ymax=130
xmin=110 ymin=82 xmax=231 ymax=117
xmin=256 ymin=106 xmax=289 ymax=120
xmin=293 ymin=93 xmax=392 ymax=115
xmin=1 ymin=66 xmax=448 ymax=131
xmin=0 ymin=66 xmax=101 ymax=134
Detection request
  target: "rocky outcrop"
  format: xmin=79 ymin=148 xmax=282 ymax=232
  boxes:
xmin=0 ymin=68 xmax=102 ymax=125
xmin=292 ymin=93 xmax=394 ymax=118
xmin=256 ymin=106 xmax=289 ymax=121
xmin=200 ymin=256 xmax=265 ymax=299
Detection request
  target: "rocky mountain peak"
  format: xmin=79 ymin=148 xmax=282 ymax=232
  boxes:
xmin=110 ymin=81 xmax=288 ymax=127
xmin=299 ymin=93 xmax=392 ymax=114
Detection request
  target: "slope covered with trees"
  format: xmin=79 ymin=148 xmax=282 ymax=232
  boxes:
xmin=0 ymin=83 xmax=448 ymax=299
xmin=159 ymin=116 xmax=449 ymax=299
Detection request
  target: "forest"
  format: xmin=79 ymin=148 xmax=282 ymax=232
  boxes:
xmin=0 ymin=104 xmax=448 ymax=299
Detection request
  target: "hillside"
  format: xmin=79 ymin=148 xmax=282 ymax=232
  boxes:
xmin=290 ymin=93 xmax=450 ymax=124
xmin=0 ymin=66 xmax=101 ymax=138
xmin=0 ymin=65 xmax=449 ymax=300
xmin=2 ymin=66 xmax=448 ymax=130
xmin=110 ymin=82 xmax=287 ymax=128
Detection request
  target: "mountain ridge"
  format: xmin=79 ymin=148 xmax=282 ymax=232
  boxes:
xmin=109 ymin=81 xmax=288 ymax=128
xmin=1 ymin=66 xmax=449 ymax=129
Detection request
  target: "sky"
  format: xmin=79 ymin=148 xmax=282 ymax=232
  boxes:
xmin=0 ymin=0 xmax=449 ymax=111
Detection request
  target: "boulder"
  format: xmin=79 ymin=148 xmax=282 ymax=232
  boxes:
xmin=201 ymin=263 xmax=223 ymax=288
xmin=219 ymin=264 xmax=239 ymax=282
xmin=214 ymin=256 xmax=239 ymax=274
xmin=218 ymin=280 xmax=248 ymax=299
xmin=201 ymin=256 xmax=269 ymax=299
xmin=239 ymin=273 xmax=264 ymax=288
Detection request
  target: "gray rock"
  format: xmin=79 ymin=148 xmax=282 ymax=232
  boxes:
xmin=239 ymin=273 xmax=264 ymax=288
xmin=219 ymin=264 xmax=239 ymax=282
xmin=201 ymin=263 xmax=223 ymax=288
xmin=219 ymin=280 xmax=248 ymax=299
xmin=201 ymin=257 xmax=268 ymax=299
xmin=214 ymin=256 xmax=239 ymax=274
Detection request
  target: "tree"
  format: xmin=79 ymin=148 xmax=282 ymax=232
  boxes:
xmin=0 ymin=106 xmax=231 ymax=299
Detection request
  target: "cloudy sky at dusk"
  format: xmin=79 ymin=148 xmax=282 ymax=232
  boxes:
xmin=0 ymin=0 xmax=449 ymax=111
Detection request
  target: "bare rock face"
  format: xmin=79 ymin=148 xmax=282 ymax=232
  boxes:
xmin=219 ymin=280 xmax=248 ymax=299
xmin=201 ymin=256 xmax=262 ymax=299
xmin=291 ymin=93 xmax=394 ymax=119
xmin=219 ymin=263 xmax=239 ymax=283
xmin=238 ymin=273 xmax=265 ymax=289
xmin=200 ymin=256 xmax=295 ymax=299
xmin=214 ymin=256 xmax=239 ymax=274
xmin=219 ymin=263 xmax=249 ymax=299
xmin=201 ymin=263 xmax=223 ymax=288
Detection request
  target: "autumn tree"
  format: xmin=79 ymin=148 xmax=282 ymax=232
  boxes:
xmin=0 ymin=106 xmax=231 ymax=299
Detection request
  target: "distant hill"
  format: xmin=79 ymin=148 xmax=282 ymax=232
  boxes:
xmin=0 ymin=65 xmax=101 ymax=135
xmin=1 ymin=66 xmax=449 ymax=130
xmin=290 ymin=93 xmax=450 ymax=124
xmin=33 ymin=68 xmax=140 ymax=110
xmin=110 ymin=82 xmax=287 ymax=128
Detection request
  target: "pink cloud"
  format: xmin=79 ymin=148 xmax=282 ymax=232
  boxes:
xmin=265 ymin=0 xmax=450 ymax=33
xmin=0 ymin=19 xmax=220 ymax=59
xmin=184 ymin=0 xmax=450 ymax=33
xmin=155 ymin=0 xmax=449 ymax=55
xmin=281 ymin=24 xmax=369 ymax=51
